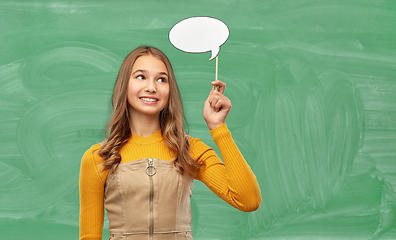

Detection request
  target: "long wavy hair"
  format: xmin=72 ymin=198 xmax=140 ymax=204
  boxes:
xmin=98 ymin=46 xmax=200 ymax=175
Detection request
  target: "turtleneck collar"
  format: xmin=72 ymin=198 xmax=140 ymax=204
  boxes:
xmin=128 ymin=129 xmax=163 ymax=144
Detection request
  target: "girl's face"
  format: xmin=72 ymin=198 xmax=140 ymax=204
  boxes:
xmin=127 ymin=55 xmax=170 ymax=118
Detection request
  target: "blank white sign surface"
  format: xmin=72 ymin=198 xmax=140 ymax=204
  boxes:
xmin=169 ymin=16 xmax=229 ymax=61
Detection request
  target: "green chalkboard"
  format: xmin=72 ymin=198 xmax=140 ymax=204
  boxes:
xmin=1 ymin=0 xmax=396 ymax=239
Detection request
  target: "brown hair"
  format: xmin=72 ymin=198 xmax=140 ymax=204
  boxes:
xmin=98 ymin=46 xmax=200 ymax=175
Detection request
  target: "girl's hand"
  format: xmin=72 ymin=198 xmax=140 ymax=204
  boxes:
xmin=203 ymin=80 xmax=232 ymax=130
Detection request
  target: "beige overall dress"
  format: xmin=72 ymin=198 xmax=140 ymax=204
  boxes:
xmin=104 ymin=158 xmax=194 ymax=240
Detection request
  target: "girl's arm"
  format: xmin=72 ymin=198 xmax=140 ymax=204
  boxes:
xmin=192 ymin=80 xmax=261 ymax=212
xmin=79 ymin=146 xmax=106 ymax=240
xmin=192 ymin=124 xmax=261 ymax=212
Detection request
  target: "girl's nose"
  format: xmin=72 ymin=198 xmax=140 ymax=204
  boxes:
xmin=145 ymin=79 xmax=157 ymax=93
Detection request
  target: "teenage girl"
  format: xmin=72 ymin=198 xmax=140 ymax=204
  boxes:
xmin=79 ymin=46 xmax=261 ymax=240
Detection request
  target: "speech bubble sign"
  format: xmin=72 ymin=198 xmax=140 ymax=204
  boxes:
xmin=169 ymin=17 xmax=229 ymax=61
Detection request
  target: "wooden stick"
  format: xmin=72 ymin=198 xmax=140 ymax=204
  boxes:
xmin=215 ymin=55 xmax=218 ymax=81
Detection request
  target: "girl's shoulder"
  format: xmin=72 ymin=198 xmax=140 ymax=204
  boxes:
xmin=80 ymin=143 xmax=108 ymax=183
xmin=187 ymin=134 xmax=205 ymax=147
xmin=187 ymin=135 xmax=213 ymax=157
xmin=87 ymin=142 xmax=103 ymax=154
xmin=187 ymin=123 xmax=230 ymax=149
xmin=81 ymin=143 xmax=105 ymax=165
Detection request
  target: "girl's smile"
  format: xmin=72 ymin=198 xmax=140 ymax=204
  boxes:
xmin=127 ymin=55 xmax=170 ymax=117
xmin=139 ymin=96 xmax=159 ymax=103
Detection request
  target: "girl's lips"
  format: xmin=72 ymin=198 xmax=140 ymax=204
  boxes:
xmin=139 ymin=97 xmax=159 ymax=104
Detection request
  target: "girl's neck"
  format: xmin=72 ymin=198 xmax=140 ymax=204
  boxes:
xmin=129 ymin=112 xmax=161 ymax=137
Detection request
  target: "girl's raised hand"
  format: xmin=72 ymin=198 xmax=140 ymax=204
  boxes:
xmin=203 ymin=80 xmax=232 ymax=130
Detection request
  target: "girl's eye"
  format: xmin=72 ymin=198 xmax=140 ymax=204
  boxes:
xmin=158 ymin=78 xmax=167 ymax=83
xmin=136 ymin=75 xmax=145 ymax=80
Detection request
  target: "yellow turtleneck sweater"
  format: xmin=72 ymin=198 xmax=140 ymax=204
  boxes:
xmin=79 ymin=124 xmax=261 ymax=240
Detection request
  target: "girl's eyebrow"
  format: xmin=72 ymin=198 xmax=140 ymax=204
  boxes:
xmin=132 ymin=69 xmax=147 ymax=75
xmin=132 ymin=69 xmax=168 ymax=77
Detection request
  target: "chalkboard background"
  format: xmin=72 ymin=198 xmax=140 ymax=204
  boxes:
xmin=1 ymin=0 xmax=395 ymax=239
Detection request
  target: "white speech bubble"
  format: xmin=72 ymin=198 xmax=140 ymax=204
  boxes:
xmin=169 ymin=17 xmax=229 ymax=61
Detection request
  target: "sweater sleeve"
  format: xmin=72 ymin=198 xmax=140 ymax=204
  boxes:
xmin=79 ymin=145 xmax=107 ymax=240
xmin=192 ymin=124 xmax=261 ymax=212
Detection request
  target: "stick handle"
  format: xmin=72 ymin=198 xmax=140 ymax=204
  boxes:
xmin=215 ymin=55 xmax=218 ymax=81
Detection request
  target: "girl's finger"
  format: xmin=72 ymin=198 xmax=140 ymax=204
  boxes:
xmin=214 ymin=100 xmax=222 ymax=112
xmin=206 ymin=85 xmax=216 ymax=104
xmin=211 ymin=80 xmax=226 ymax=94
xmin=210 ymin=97 xmax=219 ymax=109
xmin=208 ymin=90 xmax=215 ymax=104
xmin=209 ymin=86 xmax=221 ymax=103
